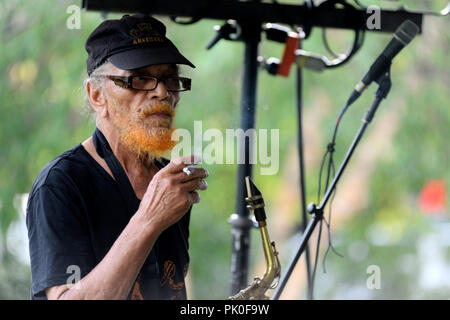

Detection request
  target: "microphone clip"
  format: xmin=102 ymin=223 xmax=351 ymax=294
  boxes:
xmin=206 ymin=20 xmax=242 ymax=50
xmin=258 ymin=24 xmax=301 ymax=77
xmin=364 ymin=71 xmax=392 ymax=124
xmin=375 ymin=71 xmax=392 ymax=100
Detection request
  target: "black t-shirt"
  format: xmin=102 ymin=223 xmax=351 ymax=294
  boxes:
xmin=26 ymin=130 xmax=191 ymax=300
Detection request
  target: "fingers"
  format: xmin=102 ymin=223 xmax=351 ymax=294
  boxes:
xmin=177 ymin=167 xmax=209 ymax=183
xmin=165 ymin=154 xmax=202 ymax=174
xmin=182 ymin=178 xmax=208 ymax=193
xmin=158 ymin=155 xmax=207 ymax=207
xmin=189 ymin=191 xmax=200 ymax=204
xmin=163 ymin=154 xmax=208 ymax=182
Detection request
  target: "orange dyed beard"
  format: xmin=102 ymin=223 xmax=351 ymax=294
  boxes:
xmin=111 ymin=101 xmax=177 ymax=162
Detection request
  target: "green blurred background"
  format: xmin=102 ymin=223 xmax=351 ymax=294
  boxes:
xmin=0 ymin=0 xmax=448 ymax=299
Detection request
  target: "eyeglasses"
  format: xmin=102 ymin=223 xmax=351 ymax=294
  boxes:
xmin=93 ymin=75 xmax=191 ymax=92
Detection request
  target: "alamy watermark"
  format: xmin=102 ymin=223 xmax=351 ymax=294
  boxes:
xmin=66 ymin=5 xmax=81 ymax=30
xmin=366 ymin=5 xmax=381 ymax=30
xmin=171 ymin=121 xmax=280 ymax=175
xmin=366 ymin=265 xmax=381 ymax=290
xmin=66 ymin=265 xmax=82 ymax=290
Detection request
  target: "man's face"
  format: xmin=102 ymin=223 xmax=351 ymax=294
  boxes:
xmin=102 ymin=63 xmax=181 ymax=160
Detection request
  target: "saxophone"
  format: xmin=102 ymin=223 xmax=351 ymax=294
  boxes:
xmin=228 ymin=176 xmax=281 ymax=300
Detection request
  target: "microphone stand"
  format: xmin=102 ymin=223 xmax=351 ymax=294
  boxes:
xmin=294 ymin=32 xmax=313 ymax=300
xmin=272 ymin=70 xmax=392 ymax=300
xmin=228 ymin=20 xmax=262 ymax=296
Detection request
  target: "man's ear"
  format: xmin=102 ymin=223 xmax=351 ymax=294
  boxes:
xmin=86 ymin=80 xmax=108 ymax=118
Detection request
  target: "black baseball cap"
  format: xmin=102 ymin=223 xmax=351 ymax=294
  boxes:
xmin=85 ymin=14 xmax=195 ymax=75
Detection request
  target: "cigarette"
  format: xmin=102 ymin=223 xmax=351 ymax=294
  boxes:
xmin=183 ymin=165 xmax=196 ymax=176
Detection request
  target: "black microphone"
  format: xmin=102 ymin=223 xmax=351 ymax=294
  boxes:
xmin=346 ymin=20 xmax=420 ymax=107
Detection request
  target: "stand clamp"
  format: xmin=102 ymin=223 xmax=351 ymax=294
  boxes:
xmin=206 ymin=20 xmax=241 ymax=50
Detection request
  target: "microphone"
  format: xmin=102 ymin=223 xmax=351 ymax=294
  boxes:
xmin=345 ymin=20 xmax=419 ymax=108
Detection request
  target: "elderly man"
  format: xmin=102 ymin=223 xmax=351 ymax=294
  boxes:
xmin=26 ymin=14 xmax=208 ymax=300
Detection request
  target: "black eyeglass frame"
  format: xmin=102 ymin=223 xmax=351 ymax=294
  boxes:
xmin=92 ymin=75 xmax=192 ymax=92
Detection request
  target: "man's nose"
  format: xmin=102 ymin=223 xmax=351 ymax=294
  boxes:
xmin=147 ymin=80 xmax=169 ymax=101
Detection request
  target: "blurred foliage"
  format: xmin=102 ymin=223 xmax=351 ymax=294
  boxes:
xmin=0 ymin=0 xmax=448 ymax=299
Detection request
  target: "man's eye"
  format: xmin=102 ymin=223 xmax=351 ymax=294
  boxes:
xmin=134 ymin=76 xmax=148 ymax=82
xmin=113 ymin=79 xmax=126 ymax=86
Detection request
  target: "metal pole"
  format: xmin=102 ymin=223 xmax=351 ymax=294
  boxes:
xmin=294 ymin=33 xmax=313 ymax=300
xmin=229 ymin=21 xmax=261 ymax=296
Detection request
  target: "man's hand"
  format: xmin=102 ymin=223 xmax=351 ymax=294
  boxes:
xmin=137 ymin=154 xmax=208 ymax=232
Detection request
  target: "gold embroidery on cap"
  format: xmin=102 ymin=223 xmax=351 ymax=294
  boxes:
xmin=130 ymin=22 xmax=165 ymax=45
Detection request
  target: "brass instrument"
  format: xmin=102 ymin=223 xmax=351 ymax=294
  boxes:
xmin=228 ymin=176 xmax=281 ymax=300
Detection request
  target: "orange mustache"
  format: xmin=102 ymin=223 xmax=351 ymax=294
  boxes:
xmin=138 ymin=103 xmax=175 ymax=120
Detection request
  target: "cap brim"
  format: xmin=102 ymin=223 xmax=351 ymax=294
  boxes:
xmin=107 ymin=46 xmax=195 ymax=70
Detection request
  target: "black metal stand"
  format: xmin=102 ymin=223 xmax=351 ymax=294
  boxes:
xmin=228 ymin=21 xmax=262 ymax=296
xmin=82 ymin=0 xmax=424 ymax=34
xmin=272 ymin=72 xmax=392 ymax=300
xmin=294 ymin=32 xmax=313 ymax=300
